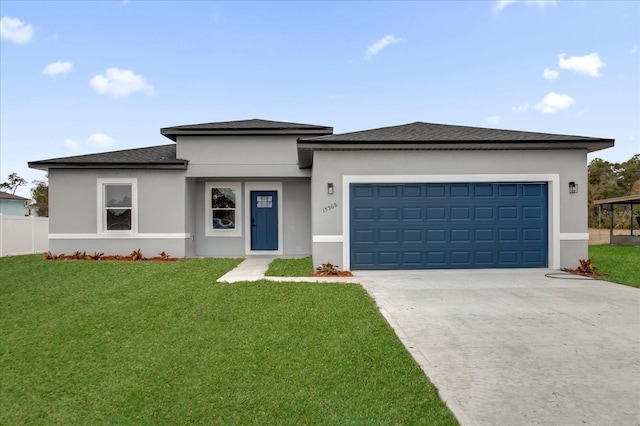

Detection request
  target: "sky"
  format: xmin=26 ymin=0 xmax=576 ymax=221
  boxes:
xmin=1 ymin=0 xmax=639 ymax=199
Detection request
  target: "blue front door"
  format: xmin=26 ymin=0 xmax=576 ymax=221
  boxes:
xmin=251 ymin=191 xmax=278 ymax=250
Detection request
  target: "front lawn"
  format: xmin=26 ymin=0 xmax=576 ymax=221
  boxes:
xmin=589 ymin=245 xmax=640 ymax=288
xmin=0 ymin=255 xmax=456 ymax=425
xmin=265 ymin=256 xmax=313 ymax=276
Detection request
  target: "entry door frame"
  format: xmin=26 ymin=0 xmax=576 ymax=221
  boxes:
xmin=244 ymin=182 xmax=283 ymax=255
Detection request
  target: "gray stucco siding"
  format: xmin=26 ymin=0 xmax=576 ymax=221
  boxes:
xmin=177 ymin=135 xmax=309 ymax=178
xmin=310 ymin=149 xmax=589 ymax=270
xmin=192 ymin=177 xmax=311 ymax=257
xmin=48 ymin=169 xmax=188 ymax=256
xmin=49 ymin=238 xmax=187 ymax=258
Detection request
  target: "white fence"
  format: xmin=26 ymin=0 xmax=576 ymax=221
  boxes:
xmin=0 ymin=214 xmax=49 ymax=257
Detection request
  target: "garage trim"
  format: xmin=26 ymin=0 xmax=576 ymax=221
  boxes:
xmin=342 ymin=174 xmax=560 ymax=270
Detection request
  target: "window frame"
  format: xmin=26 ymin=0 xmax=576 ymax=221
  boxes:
xmin=97 ymin=178 xmax=138 ymax=235
xmin=205 ymin=182 xmax=242 ymax=237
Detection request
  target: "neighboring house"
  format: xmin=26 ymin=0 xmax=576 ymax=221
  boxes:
xmin=0 ymin=191 xmax=29 ymax=216
xmin=29 ymin=119 xmax=614 ymax=270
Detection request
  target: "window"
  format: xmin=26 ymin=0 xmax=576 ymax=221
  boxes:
xmin=97 ymin=178 xmax=137 ymax=234
xmin=205 ymin=182 xmax=241 ymax=236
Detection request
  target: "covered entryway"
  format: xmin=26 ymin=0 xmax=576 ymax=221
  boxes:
xmin=350 ymin=182 xmax=548 ymax=269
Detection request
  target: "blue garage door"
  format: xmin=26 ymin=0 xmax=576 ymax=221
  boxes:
xmin=350 ymin=183 xmax=548 ymax=270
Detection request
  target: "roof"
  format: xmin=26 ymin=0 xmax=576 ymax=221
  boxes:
xmin=299 ymin=121 xmax=613 ymax=144
xmin=0 ymin=190 xmax=29 ymax=201
xmin=161 ymin=118 xmax=333 ymax=141
xmin=29 ymin=144 xmax=187 ymax=171
xmin=296 ymin=122 xmax=615 ymax=168
xmin=592 ymin=194 xmax=640 ymax=205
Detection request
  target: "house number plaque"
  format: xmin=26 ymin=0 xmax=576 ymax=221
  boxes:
xmin=322 ymin=202 xmax=338 ymax=214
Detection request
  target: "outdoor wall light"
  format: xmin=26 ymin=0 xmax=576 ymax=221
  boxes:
xmin=328 ymin=183 xmax=334 ymax=195
xmin=569 ymin=182 xmax=578 ymax=194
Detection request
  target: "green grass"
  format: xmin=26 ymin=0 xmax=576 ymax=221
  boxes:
xmin=589 ymin=245 xmax=640 ymax=288
xmin=0 ymin=255 xmax=456 ymax=425
xmin=264 ymin=256 xmax=313 ymax=277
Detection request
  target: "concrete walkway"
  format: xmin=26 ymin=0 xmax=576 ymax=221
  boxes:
xmin=217 ymin=257 xmax=359 ymax=283
xmin=356 ymin=269 xmax=640 ymax=426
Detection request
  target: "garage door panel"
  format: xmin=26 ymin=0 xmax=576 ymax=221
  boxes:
xmin=350 ymin=183 xmax=548 ymax=270
xmin=427 ymin=208 xmax=446 ymax=220
xmin=499 ymin=184 xmax=518 ymax=197
xmin=475 ymin=207 xmax=494 ymax=220
xmin=451 ymin=207 xmax=471 ymax=220
xmin=427 ymin=185 xmax=446 ymax=198
xmin=379 ymin=207 xmax=399 ymax=220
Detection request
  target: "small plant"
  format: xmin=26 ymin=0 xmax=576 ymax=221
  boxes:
xmin=577 ymin=258 xmax=596 ymax=275
xmin=71 ymin=251 xmax=87 ymax=260
xmin=43 ymin=251 xmax=54 ymax=260
xmin=92 ymin=252 xmax=104 ymax=260
xmin=563 ymin=258 xmax=607 ymax=278
xmin=159 ymin=251 xmax=170 ymax=260
xmin=315 ymin=262 xmax=340 ymax=276
xmin=131 ymin=249 xmax=146 ymax=261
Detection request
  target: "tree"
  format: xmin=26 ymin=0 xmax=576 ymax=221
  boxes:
xmin=617 ymin=154 xmax=640 ymax=194
xmin=30 ymin=179 xmax=49 ymax=217
xmin=588 ymin=153 xmax=640 ymax=228
xmin=0 ymin=172 xmax=27 ymax=194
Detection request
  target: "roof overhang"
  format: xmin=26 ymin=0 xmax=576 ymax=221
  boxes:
xmin=161 ymin=128 xmax=333 ymax=141
xmin=593 ymin=194 xmax=640 ymax=206
xmin=296 ymin=139 xmax=615 ymax=169
xmin=28 ymin=161 xmax=188 ymax=172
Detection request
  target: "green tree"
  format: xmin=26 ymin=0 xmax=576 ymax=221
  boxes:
xmin=617 ymin=154 xmax=640 ymax=194
xmin=0 ymin=172 xmax=27 ymax=195
xmin=30 ymin=179 xmax=48 ymax=217
xmin=588 ymin=153 xmax=640 ymax=228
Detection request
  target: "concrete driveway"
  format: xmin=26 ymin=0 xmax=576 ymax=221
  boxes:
xmin=355 ymin=269 xmax=640 ymax=425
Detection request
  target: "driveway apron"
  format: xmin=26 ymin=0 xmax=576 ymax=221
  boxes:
xmin=355 ymin=269 xmax=640 ymax=426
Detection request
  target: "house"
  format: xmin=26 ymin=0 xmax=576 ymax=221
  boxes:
xmin=29 ymin=119 xmax=614 ymax=270
xmin=0 ymin=190 xmax=30 ymax=216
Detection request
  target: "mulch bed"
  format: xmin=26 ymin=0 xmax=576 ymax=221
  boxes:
xmin=561 ymin=268 xmax=608 ymax=278
xmin=43 ymin=251 xmax=179 ymax=262
xmin=310 ymin=270 xmax=354 ymax=277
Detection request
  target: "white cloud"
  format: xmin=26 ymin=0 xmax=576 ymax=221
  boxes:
xmin=512 ymin=104 xmax=529 ymax=112
xmin=64 ymin=138 xmax=79 ymax=150
xmin=535 ymin=92 xmax=574 ymax=114
xmin=630 ymin=45 xmax=638 ymax=54
xmin=87 ymin=133 xmax=115 ymax=148
xmin=558 ymin=52 xmax=605 ymax=77
xmin=493 ymin=0 xmax=556 ymax=13
xmin=0 ymin=16 xmax=34 ymax=44
xmin=543 ymin=68 xmax=559 ymax=80
xmin=42 ymin=61 xmax=73 ymax=76
xmin=365 ymin=35 xmax=401 ymax=60
xmin=90 ymin=67 xmax=155 ymax=97
xmin=487 ymin=115 xmax=501 ymax=125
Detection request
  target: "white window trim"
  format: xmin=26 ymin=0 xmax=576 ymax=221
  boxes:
xmin=97 ymin=178 xmax=138 ymax=235
xmin=205 ymin=182 xmax=242 ymax=237
xmin=244 ymin=182 xmax=283 ymax=255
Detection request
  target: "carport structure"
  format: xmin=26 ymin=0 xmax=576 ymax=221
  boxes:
xmin=593 ymin=194 xmax=640 ymax=246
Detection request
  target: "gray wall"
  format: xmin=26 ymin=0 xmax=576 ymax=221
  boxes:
xmin=176 ymin=135 xmax=311 ymax=178
xmin=193 ymin=177 xmax=311 ymax=257
xmin=310 ymin=149 xmax=589 ymax=270
xmin=48 ymin=169 xmax=188 ymax=257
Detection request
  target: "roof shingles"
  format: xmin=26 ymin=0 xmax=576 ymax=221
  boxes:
xmin=299 ymin=122 xmax=612 ymax=143
xmin=29 ymin=145 xmax=186 ymax=171
xmin=0 ymin=191 xmax=29 ymax=201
